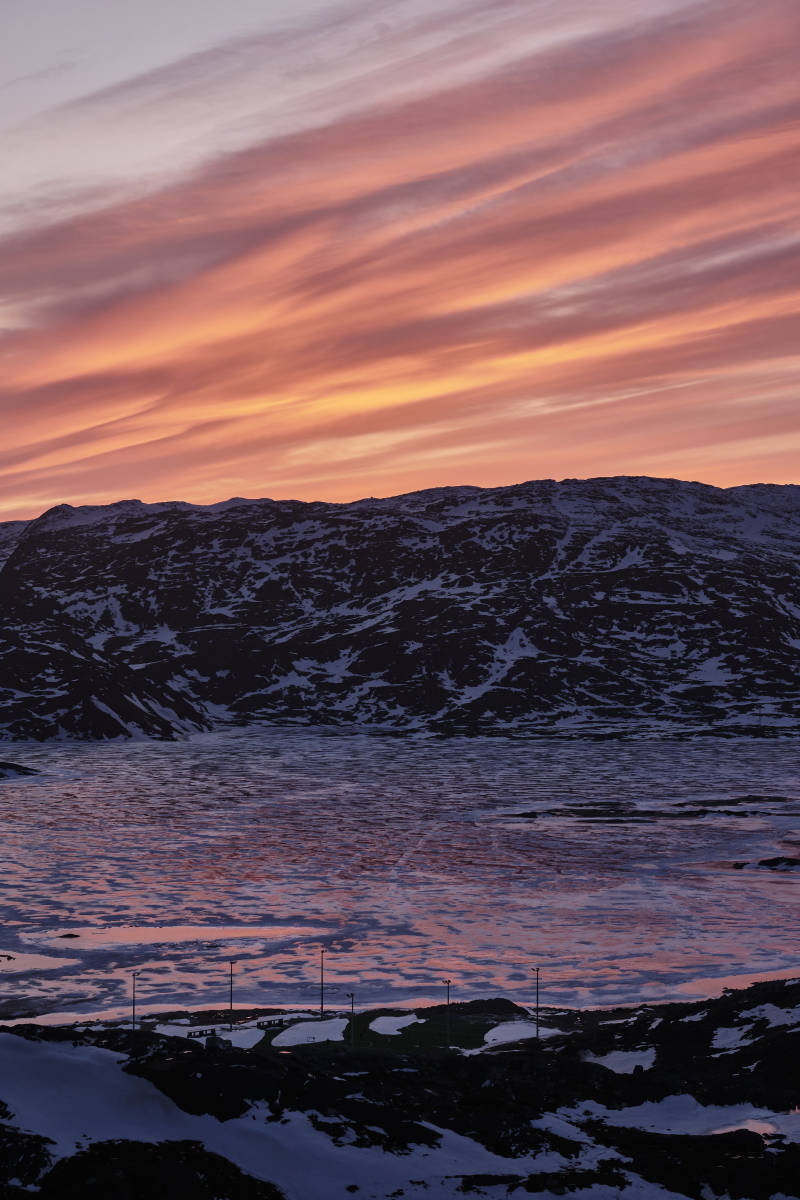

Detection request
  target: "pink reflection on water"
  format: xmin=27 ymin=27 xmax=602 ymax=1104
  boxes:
xmin=1 ymin=729 xmax=799 ymax=1017
xmin=25 ymin=924 xmax=331 ymax=949
xmin=0 ymin=950 xmax=81 ymax=973
xmin=676 ymin=968 xmax=800 ymax=998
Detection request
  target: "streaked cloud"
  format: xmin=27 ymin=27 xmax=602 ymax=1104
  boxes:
xmin=0 ymin=0 xmax=798 ymax=518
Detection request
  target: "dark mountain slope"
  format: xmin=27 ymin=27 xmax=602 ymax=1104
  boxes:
xmin=0 ymin=477 xmax=798 ymax=739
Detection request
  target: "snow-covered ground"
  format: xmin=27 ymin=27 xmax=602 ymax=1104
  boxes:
xmin=272 ymin=1017 xmax=348 ymax=1047
xmin=711 ymin=1025 xmax=754 ymax=1051
xmin=484 ymin=1020 xmax=564 ymax=1046
xmin=154 ymin=1014 xmax=331 ymax=1049
xmin=564 ymin=1095 xmax=800 ymax=1142
xmin=369 ymin=1014 xmax=424 ymax=1036
xmin=1 ymin=973 xmax=798 ymax=1200
xmin=745 ymin=1002 xmax=800 ymax=1027
xmin=0 ymin=1033 xmax=576 ymax=1200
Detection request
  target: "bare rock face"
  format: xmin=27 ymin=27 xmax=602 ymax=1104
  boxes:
xmin=0 ymin=477 xmax=798 ymax=740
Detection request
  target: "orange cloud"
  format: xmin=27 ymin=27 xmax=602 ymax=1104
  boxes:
xmin=0 ymin=0 xmax=798 ymax=519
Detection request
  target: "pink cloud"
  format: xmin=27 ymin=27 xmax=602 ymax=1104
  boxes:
xmin=0 ymin=0 xmax=798 ymax=519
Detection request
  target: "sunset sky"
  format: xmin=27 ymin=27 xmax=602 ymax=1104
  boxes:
xmin=1 ymin=0 xmax=798 ymax=520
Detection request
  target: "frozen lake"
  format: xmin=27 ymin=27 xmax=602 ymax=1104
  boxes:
xmin=1 ymin=728 xmax=798 ymax=1018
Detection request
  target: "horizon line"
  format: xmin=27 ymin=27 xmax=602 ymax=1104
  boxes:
xmin=5 ymin=472 xmax=800 ymax=526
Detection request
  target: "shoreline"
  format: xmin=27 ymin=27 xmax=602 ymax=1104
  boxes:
xmin=3 ymin=970 xmax=799 ymax=1030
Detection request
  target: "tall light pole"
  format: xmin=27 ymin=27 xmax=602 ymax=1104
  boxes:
xmin=319 ymin=948 xmax=325 ymax=1019
xmin=132 ymin=970 xmax=142 ymax=1034
xmin=228 ymin=960 xmax=235 ymax=1031
xmin=346 ymin=991 xmax=355 ymax=1048
xmin=531 ymin=966 xmax=540 ymax=1040
xmin=442 ymin=978 xmax=452 ymax=1047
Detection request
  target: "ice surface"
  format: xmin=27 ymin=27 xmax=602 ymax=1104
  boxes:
xmin=0 ymin=950 xmax=80 ymax=973
xmin=1 ymin=728 xmax=799 ymax=1019
xmin=27 ymin=924 xmax=328 ymax=949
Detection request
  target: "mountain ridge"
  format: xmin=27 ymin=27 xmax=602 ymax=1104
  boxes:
xmin=0 ymin=475 xmax=798 ymax=740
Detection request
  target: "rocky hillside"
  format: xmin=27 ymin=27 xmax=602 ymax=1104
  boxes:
xmin=0 ymin=476 xmax=798 ymax=739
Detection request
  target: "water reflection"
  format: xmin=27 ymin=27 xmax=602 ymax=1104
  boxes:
xmin=0 ymin=728 xmax=798 ymax=1017
xmin=25 ymin=924 xmax=330 ymax=949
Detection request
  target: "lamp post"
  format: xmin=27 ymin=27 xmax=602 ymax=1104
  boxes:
xmin=228 ymin=960 xmax=235 ymax=1032
xmin=442 ymin=978 xmax=452 ymax=1046
xmin=131 ymin=970 xmax=142 ymax=1034
xmin=531 ymin=966 xmax=540 ymax=1040
xmin=346 ymin=991 xmax=355 ymax=1048
xmin=319 ymin=948 xmax=325 ymax=1019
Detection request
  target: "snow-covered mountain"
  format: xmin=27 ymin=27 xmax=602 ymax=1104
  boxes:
xmin=0 ymin=476 xmax=798 ymax=740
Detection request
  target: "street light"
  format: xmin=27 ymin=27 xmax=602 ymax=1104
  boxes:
xmin=346 ymin=991 xmax=355 ymax=1048
xmin=131 ymin=970 xmax=142 ymax=1034
xmin=442 ymin=978 xmax=452 ymax=1046
xmin=319 ymin=948 xmax=325 ymax=1019
xmin=531 ymin=966 xmax=540 ymax=1040
xmin=228 ymin=960 xmax=235 ymax=1032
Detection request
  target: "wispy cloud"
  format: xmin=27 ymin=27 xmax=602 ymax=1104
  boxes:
xmin=0 ymin=0 xmax=798 ymax=518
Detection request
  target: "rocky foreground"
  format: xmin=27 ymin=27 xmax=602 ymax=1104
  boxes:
xmin=1 ymin=476 xmax=800 ymax=741
xmin=1 ymin=977 xmax=798 ymax=1199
